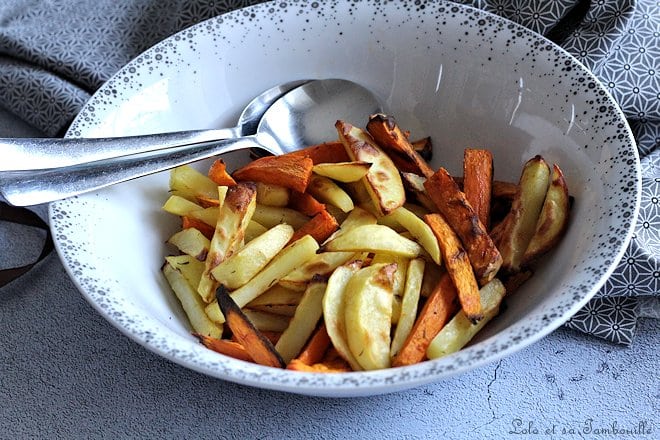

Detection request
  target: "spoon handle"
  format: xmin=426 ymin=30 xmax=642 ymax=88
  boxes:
xmin=0 ymin=127 xmax=241 ymax=171
xmin=0 ymin=135 xmax=266 ymax=206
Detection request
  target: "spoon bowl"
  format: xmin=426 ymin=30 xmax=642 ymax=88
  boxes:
xmin=0 ymin=79 xmax=381 ymax=206
xmin=0 ymin=80 xmax=308 ymax=172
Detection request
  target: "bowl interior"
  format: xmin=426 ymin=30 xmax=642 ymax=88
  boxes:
xmin=51 ymin=1 xmax=639 ymax=397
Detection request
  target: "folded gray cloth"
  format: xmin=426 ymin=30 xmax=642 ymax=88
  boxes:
xmin=0 ymin=0 xmax=657 ymax=344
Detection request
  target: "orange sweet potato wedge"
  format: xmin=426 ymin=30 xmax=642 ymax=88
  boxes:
xmin=182 ymin=216 xmax=215 ymax=240
xmin=424 ymin=167 xmax=502 ymax=285
xmin=208 ymin=159 xmax=237 ymax=186
xmin=289 ymin=209 xmax=339 ymax=244
xmin=195 ymin=334 xmax=254 ymax=363
xmin=294 ymin=323 xmax=332 ymax=365
xmin=391 ymin=273 xmax=458 ymax=367
xmin=289 ymin=191 xmax=326 ymax=216
xmin=233 ymin=155 xmax=313 ymax=193
xmin=425 ymin=213 xmax=482 ymax=322
xmin=283 ymin=141 xmax=351 ymax=164
xmin=216 ymin=284 xmax=285 ymax=368
xmin=463 ymin=148 xmax=493 ymax=230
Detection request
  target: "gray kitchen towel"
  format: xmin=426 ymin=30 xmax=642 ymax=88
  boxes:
xmin=0 ymin=0 xmax=657 ymax=344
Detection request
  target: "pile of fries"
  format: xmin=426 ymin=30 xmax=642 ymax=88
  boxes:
xmin=161 ymin=113 xmax=570 ymax=372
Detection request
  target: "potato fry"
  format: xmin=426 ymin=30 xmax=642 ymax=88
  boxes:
xmin=188 ymin=206 xmax=220 ymax=227
xmin=391 ymin=273 xmax=458 ymax=367
xmin=228 ymin=234 xmax=319 ymax=309
xmin=322 ymin=261 xmax=364 ymax=371
xmin=426 ymin=278 xmax=505 ymax=359
xmin=198 ymin=184 xmax=256 ymax=303
xmin=463 ymin=148 xmax=493 ymax=229
xmin=167 ymin=227 xmax=210 ymax=261
xmin=246 ymin=284 xmax=303 ymax=307
xmin=288 ymin=209 xmax=339 ymax=244
xmin=312 ymin=161 xmax=372 ymax=183
xmin=245 ymin=220 xmax=268 ymax=242
xmin=279 ymin=251 xmax=356 ymax=291
xmin=385 ymin=206 xmax=442 ymax=265
xmin=162 ymin=261 xmax=223 ymax=338
xmin=425 ymin=213 xmax=482 ymax=322
xmin=390 ymin=258 xmax=425 ymax=358
xmin=170 ymin=165 xmax=219 ymax=202
xmin=232 ymin=154 xmax=313 ymax=193
xmin=492 ymin=155 xmax=551 ymax=274
xmin=210 ymin=223 xmax=294 ymax=290
xmin=324 ymin=206 xmax=377 ymax=243
xmin=344 ymin=263 xmax=397 ymax=370
xmin=306 ymin=174 xmax=354 ymax=213
xmin=216 ymin=285 xmax=285 ymax=368
xmin=162 ymin=195 xmax=203 ymax=217
xmin=247 ymin=304 xmax=298 ymax=317
xmin=251 ymin=204 xmax=310 ymax=230
xmin=366 ymin=113 xmax=435 ymax=178
xmin=371 ymin=253 xmax=409 ymax=324
xmin=255 ymin=182 xmax=290 ymax=207
xmin=320 ymin=224 xmax=423 ymax=258
xmin=165 ymin=255 xmax=205 ymax=288
xmin=424 ymin=167 xmax=502 ymax=285
xmin=521 ymin=163 xmax=570 ymax=267
xmin=275 ymin=280 xmax=327 ymax=363
xmin=208 ymin=159 xmax=237 ymax=186
xmin=336 ymin=120 xmax=405 ymax=214
xmin=241 ymin=310 xmax=291 ymax=332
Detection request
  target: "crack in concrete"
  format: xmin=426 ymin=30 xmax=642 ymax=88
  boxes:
xmin=472 ymin=359 xmax=503 ymax=433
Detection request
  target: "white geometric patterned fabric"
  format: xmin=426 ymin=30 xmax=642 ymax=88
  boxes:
xmin=0 ymin=0 xmax=657 ymax=344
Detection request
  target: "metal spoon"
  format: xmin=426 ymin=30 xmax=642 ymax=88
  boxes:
xmin=0 ymin=79 xmax=382 ymax=206
xmin=0 ymin=79 xmax=308 ymax=171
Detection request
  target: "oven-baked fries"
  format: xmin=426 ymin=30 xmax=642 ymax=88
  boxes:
xmin=162 ymin=113 xmax=571 ymax=371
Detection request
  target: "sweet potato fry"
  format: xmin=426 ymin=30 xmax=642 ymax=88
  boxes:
xmin=463 ymin=148 xmax=493 ymax=230
xmin=454 ymin=177 xmax=518 ymax=201
xmin=231 ymin=330 xmax=282 ymax=346
xmin=295 ymin=324 xmax=331 ymax=365
xmin=424 ymin=167 xmax=502 ymax=285
xmin=286 ymin=358 xmax=352 ymax=373
xmin=216 ymin=285 xmax=285 ymax=368
xmin=289 ymin=209 xmax=339 ymax=244
xmin=366 ymin=113 xmax=435 ymax=178
xmin=195 ymin=334 xmax=254 ymax=362
xmin=288 ymin=191 xmax=326 ymax=216
xmin=232 ymin=155 xmax=313 ymax=193
xmin=283 ymin=141 xmax=350 ymax=164
xmin=391 ymin=273 xmax=459 ymax=367
xmin=425 ymin=213 xmax=482 ymax=322
xmin=208 ymin=159 xmax=237 ymax=186
xmin=182 ymin=216 xmax=215 ymax=240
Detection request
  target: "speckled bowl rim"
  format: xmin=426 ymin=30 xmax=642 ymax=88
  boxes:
xmin=49 ymin=0 xmax=641 ymax=397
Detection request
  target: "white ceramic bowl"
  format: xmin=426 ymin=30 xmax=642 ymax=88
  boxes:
xmin=49 ymin=0 xmax=640 ymax=397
